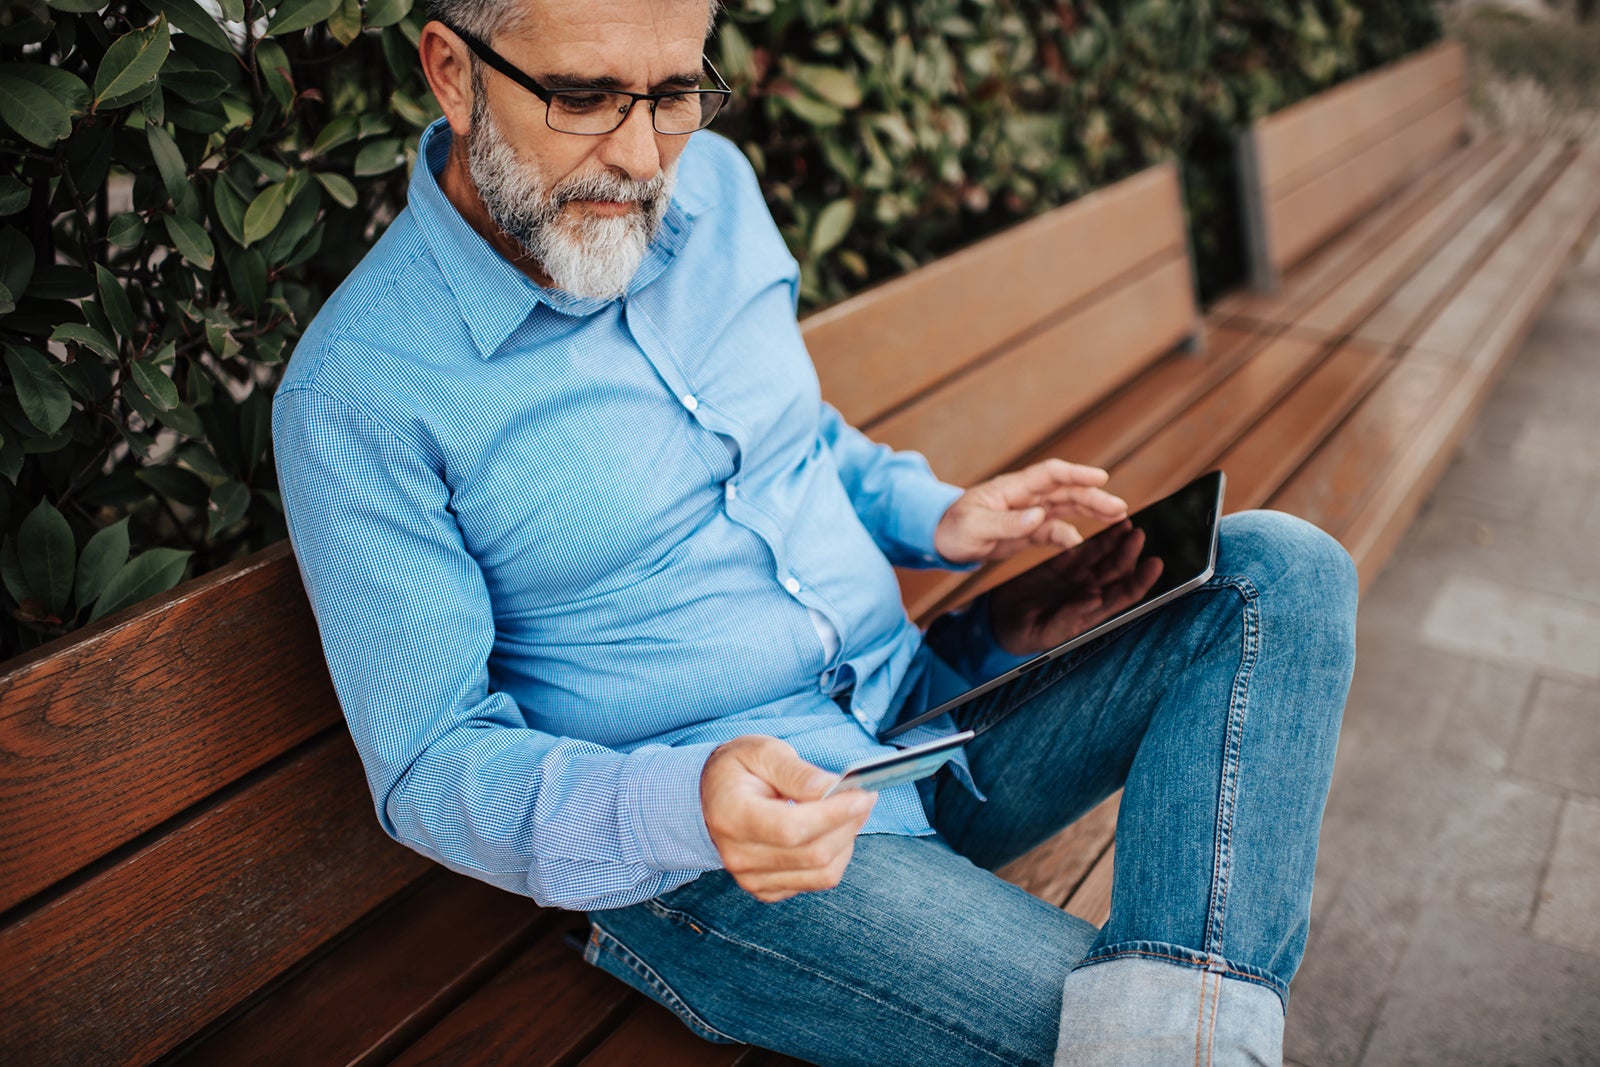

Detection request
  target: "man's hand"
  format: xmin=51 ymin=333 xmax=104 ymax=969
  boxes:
xmin=700 ymin=736 xmax=876 ymax=903
xmin=934 ymin=459 xmax=1129 ymax=565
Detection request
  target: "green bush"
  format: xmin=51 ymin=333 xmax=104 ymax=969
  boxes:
xmin=0 ymin=0 xmax=1437 ymax=658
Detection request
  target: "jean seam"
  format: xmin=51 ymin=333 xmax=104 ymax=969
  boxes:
xmin=1204 ymin=574 xmax=1259 ymax=967
xmin=641 ymin=898 xmax=1032 ymax=1066
xmin=587 ymin=922 xmax=743 ymax=1044
xmin=1076 ymin=941 xmax=1289 ymax=1009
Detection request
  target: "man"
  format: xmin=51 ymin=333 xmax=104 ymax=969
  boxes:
xmin=272 ymin=0 xmax=1358 ymax=1063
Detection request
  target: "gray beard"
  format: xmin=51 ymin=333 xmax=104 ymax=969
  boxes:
xmin=467 ymin=90 xmax=677 ymax=300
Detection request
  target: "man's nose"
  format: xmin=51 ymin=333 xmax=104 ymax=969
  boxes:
xmin=597 ymin=99 xmax=663 ymax=181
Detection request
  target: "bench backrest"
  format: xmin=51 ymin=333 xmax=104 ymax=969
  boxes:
xmin=1237 ymin=40 xmax=1468 ymax=290
xmin=0 ymin=162 xmax=1197 ymax=1065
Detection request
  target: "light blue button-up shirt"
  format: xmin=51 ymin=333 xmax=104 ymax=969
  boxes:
xmin=273 ymin=119 xmax=973 ymax=911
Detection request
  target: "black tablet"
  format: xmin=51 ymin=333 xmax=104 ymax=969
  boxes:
xmin=880 ymin=469 xmax=1225 ymax=742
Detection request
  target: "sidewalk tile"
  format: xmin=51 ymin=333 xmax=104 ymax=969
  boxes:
xmin=1358 ymin=902 xmax=1600 ymax=1067
xmin=1532 ymin=796 xmax=1600 ymax=955
xmin=1509 ymin=678 xmax=1600 ymax=796
xmin=1420 ymin=573 xmax=1600 ymax=681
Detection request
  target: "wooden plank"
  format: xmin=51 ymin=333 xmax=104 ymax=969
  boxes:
xmin=1268 ymin=354 xmax=1457 ymax=549
xmin=388 ymin=926 xmax=635 ymax=1067
xmin=1216 ymin=137 xmax=1505 ymax=320
xmin=1254 ymin=40 xmax=1467 ymax=196
xmin=805 ymin=164 xmax=1189 ymax=429
xmin=1063 ymin=844 xmax=1115 ymax=928
xmin=0 ymin=734 xmax=432 ymax=1067
xmin=0 ymin=542 xmax=337 ymax=915
xmin=1216 ymin=340 xmax=1393 ymax=513
xmin=577 ymin=1003 xmax=750 ymax=1067
xmin=181 ymin=873 xmax=549 ymax=1067
xmin=1352 ymin=142 xmax=1568 ymax=348
xmin=1267 ymin=91 xmax=1469 ymax=275
xmin=997 ymin=792 xmax=1121 ymax=907
xmin=866 ymin=254 xmax=1196 ymax=487
xmin=1288 ymin=138 xmax=1550 ymax=340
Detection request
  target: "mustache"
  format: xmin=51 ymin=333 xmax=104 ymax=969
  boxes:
xmin=552 ymin=170 xmax=668 ymax=209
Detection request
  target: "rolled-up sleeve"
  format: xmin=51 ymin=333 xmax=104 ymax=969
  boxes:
xmin=274 ymin=383 xmax=723 ymax=911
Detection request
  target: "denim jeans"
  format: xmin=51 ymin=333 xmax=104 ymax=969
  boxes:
xmin=584 ymin=511 xmax=1358 ymax=1065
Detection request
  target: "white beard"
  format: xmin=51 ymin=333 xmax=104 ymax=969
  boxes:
xmin=467 ymin=92 xmax=678 ymax=301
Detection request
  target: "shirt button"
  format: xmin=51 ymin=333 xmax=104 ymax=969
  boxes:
xmin=726 ymin=481 xmax=738 ymax=500
xmin=783 ymin=576 xmax=801 ymax=595
xmin=681 ymin=394 xmax=699 ymax=411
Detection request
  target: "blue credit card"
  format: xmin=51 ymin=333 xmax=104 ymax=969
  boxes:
xmin=821 ymin=730 xmax=975 ymax=797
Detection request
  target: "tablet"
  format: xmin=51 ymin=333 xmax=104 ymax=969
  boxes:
xmin=880 ymin=470 xmax=1225 ymax=742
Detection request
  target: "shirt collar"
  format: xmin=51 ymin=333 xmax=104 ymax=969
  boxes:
xmin=408 ymin=118 xmax=702 ymax=359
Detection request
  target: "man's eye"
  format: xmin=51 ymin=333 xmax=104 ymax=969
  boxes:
xmin=655 ymin=95 xmax=693 ymax=113
xmin=555 ymin=93 xmax=614 ymax=114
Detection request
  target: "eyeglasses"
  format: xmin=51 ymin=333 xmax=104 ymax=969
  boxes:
xmin=445 ymin=24 xmax=732 ymax=136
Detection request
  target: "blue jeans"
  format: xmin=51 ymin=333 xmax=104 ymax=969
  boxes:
xmin=584 ymin=511 xmax=1357 ymax=1065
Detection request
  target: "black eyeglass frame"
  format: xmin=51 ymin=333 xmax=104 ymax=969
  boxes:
xmin=443 ymin=23 xmax=733 ymax=136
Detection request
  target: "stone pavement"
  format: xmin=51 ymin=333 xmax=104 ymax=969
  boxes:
xmin=1283 ymin=227 xmax=1600 ymax=1064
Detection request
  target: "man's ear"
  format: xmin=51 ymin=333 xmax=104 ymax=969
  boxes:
xmin=419 ymin=22 xmax=475 ymax=139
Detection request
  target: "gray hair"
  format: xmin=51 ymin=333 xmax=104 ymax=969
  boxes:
xmin=428 ymin=0 xmax=720 ymax=43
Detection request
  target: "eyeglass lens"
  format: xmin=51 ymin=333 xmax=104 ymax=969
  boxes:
xmin=546 ymin=90 xmax=724 ymax=135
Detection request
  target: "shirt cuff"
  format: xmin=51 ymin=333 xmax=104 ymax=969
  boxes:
xmin=887 ymin=479 xmax=977 ymax=570
xmin=621 ymin=741 xmax=724 ymax=872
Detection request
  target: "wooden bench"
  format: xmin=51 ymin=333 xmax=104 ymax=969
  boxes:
xmin=6 ymin=38 xmax=1599 ymax=1056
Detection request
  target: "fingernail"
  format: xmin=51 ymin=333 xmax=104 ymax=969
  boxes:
xmin=1024 ymin=507 xmax=1044 ymax=523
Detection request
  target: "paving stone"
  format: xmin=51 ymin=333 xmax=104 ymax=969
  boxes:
xmin=1359 ymin=902 xmax=1600 ymax=1067
xmin=1509 ymin=678 xmax=1600 ymax=796
xmin=1430 ymin=777 xmax=1562 ymax=928
xmin=1430 ymin=448 xmax=1551 ymax=523
xmin=1532 ymin=796 xmax=1600 ymax=955
xmin=1420 ymin=573 xmax=1600 ymax=680
xmin=1510 ymin=415 xmax=1600 ymax=474
xmin=1405 ymin=508 xmax=1600 ymax=608
xmin=1431 ymin=656 xmax=1536 ymax=771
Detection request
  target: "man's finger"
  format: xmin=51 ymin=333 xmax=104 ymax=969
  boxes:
xmin=739 ymin=737 xmax=837 ymax=801
xmin=990 ymin=460 xmax=1111 ymax=507
xmin=734 ymin=790 xmax=875 ymax=850
xmin=959 ymin=503 xmax=1047 ymax=546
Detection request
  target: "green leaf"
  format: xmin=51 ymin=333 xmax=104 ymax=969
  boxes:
xmin=0 ymin=281 xmax=12 ymax=316
xmin=217 ymin=0 xmax=244 ymax=22
xmin=207 ymin=479 xmax=250 ymax=538
xmin=107 ymin=211 xmax=146 ymax=247
xmin=89 ymin=547 xmax=192 ymax=622
xmin=19 ymin=497 xmax=75 ymax=618
xmin=791 ymin=63 xmax=863 ymax=108
xmin=146 ymin=123 xmax=189 ymax=203
xmin=5 ymin=345 xmax=73 ymax=434
xmin=130 ymin=358 xmax=179 ymax=410
xmin=165 ymin=212 xmax=214 ymax=269
xmin=314 ymin=170 xmax=357 ymax=208
xmin=146 ymin=0 xmax=233 ymax=53
xmin=75 ymin=517 xmax=129 ymax=614
xmin=353 ymin=136 xmax=403 ymax=176
xmin=810 ymin=198 xmax=855 ymax=257
xmin=5 ymin=64 xmax=92 ymax=118
xmin=0 ymin=225 xmax=34 ymax=299
xmin=326 ymin=0 xmax=360 ymax=46
xmin=256 ymin=40 xmax=293 ymax=108
xmin=264 ymin=0 xmax=340 ymax=36
xmin=176 ymin=441 xmax=228 ymax=478
xmin=136 ymin=464 xmax=209 ymax=506
xmin=161 ymin=65 xmax=228 ymax=102
xmin=241 ymin=181 xmax=287 ymax=246
xmin=94 ymin=17 xmax=171 ymax=109
xmin=223 ymin=243 xmax=266 ymax=311
xmin=213 ymin=176 xmax=248 ymax=246
xmin=260 ymin=183 xmax=319 ymax=263
xmin=0 ymin=175 xmax=29 ymax=215
xmin=776 ymin=91 xmax=844 ymax=127
xmin=95 ymin=264 xmax=135 ymax=341
xmin=51 ymin=322 xmax=119 ymax=361
xmin=310 ymin=114 xmax=358 ymax=156
xmin=0 ymin=535 xmax=27 ymax=603
xmin=27 ymin=265 xmax=94 ymax=300
xmin=46 ymin=0 xmax=107 ymax=11
xmin=0 ymin=70 xmax=73 ymax=147
xmin=0 ymin=427 xmax=20 ymax=483
xmin=364 ymin=0 xmax=411 ymax=29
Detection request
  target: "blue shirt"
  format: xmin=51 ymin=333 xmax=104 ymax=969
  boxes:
xmin=273 ymin=119 xmax=975 ymax=911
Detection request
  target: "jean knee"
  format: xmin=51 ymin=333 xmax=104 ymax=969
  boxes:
xmin=1217 ymin=510 xmax=1356 ymax=673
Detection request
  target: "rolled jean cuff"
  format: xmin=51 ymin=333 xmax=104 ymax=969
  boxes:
xmin=1074 ymin=940 xmax=1288 ymax=1012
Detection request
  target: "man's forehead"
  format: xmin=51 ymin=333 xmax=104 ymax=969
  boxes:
xmin=511 ymin=0 xmax=709 ymax=60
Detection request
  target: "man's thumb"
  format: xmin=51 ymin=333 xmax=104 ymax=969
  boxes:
xmin=748 ymin=739 xmax=835 ymax=800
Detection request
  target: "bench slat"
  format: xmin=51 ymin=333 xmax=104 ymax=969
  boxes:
xmin=179 ymin=873 xmax=548 ymax=1067
xmin=576 ymin=1005 xmax=757 ymax=1066
xmin=996 ymin=791 xmax=1121 ymax=906
xmin=387 ymin=925 xmax=636 ymax=1067
xmin=867 ymin=253 xmax=1196 ymax=487
xmin=806 ymin=164 xmax=1188 ymax=429
xmin=1253 ymin=41 xmax=1467 ymax=196
xmin=0 ymin=734 xmax=431 ymax=1067
xmin=0 ymin=541 xmax=335 ymax=916
xmin=1355 ymin=142 xmax=1568 ymax=348
xmin=1265 ymin=90 xmax=1468 ymax=276
xmin=1063 ymin=844 xmax=1115 ymax=928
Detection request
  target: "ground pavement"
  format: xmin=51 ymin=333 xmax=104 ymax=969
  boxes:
xmin=1282 ymin=225 xmax=1600 ymax=1064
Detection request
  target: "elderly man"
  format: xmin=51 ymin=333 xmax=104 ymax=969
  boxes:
xmin=272 ymin=1 xmax=1357 ymax=1063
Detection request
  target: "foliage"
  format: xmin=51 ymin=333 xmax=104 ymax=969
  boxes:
xmin=0 ymin=0 xmax=1438 ymax=658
